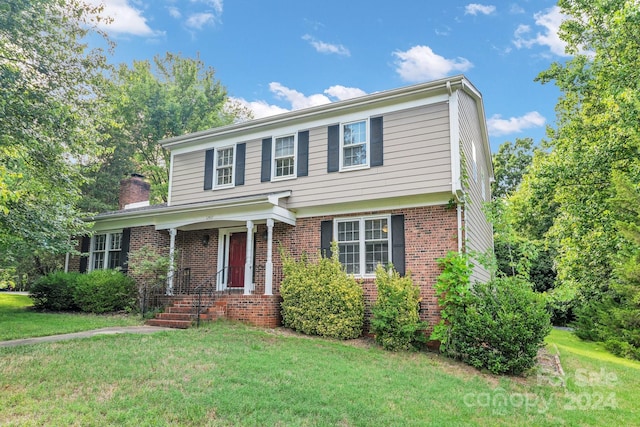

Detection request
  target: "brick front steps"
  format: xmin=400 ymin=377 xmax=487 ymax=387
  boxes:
xmin=145 ymin=294 xmax=282 ymax=329
xmin=146 ymin=296 xmax=217 ymax=329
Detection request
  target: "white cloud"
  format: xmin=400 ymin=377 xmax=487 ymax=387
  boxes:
xmin=302 ymin=35 xmax=350 ymax=56
xmin=202 ymin=0 xmax=223 ymax=15
xmin=465 ymin=4 xmax=496 ymax=15
xmin=87 ymin=0 xmax=162 ymax=37
xmin=235 ymin=83 xmax=367 ymax=119
xmin=230 ymin=98 xmax=289 ymax=119
xmin=513 ymin=6 xmax=568 ymax=56
xmin=185 ymin=12 xmax=216 ymax=29
xmin=270 ymin=82 xmax=332 ymax=110
xmin=487 ymin=111 xmax=546 ymax=136
xmin=324 ymin=85 xmax=366 ymax=100
xmin=167 ymin=6 xmax=181 ymax=19
xmin=393 ymin=45 xmax=473 ymax=82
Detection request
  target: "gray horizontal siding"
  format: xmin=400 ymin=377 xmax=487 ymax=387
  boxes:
xmin=458 ymin=91 xmax=493 ymax=284
xmin=170 ymin=102 xmax=452 ymax=209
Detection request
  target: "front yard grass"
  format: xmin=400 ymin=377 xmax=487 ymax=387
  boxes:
xmin=1 ymin=295 xmax=638 ymax=426
xmin=0 ymin=293 xmax=142 ymax=341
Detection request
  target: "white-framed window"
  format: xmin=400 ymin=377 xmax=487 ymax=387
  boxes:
xmin=91 ymin=231 xmax=123 ymax=271
xmin=341 ymin=119 xmax=369 ymax=170
xmin=273 ymin=134 xmax=296 ymax=180
xmin=335 ymin=216 xmax=390 ymax=276
xmin=215 ymin=146 xmax=234 ymax=188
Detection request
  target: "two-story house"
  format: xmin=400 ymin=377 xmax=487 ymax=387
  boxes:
xmin=68 ymin=75 xmax=494 ymax=330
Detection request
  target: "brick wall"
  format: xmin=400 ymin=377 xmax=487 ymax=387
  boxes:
xmin=119 ymin=174 xmax=150 ymax=210
xmin=70 ymin=204 xmax=457 ymax=331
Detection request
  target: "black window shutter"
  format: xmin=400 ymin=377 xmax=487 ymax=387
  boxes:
xmin=370 ymin=116 xmax=384 ymax=167
xmin=120 ymin=228 xmax=131 ymax=271
xmin=261 ymin=138 xmax=272 ymax=182
xmin=204 ymin=149 xmax=214 ymax=190
xmin=320 ymin=220 xmax=333 ymax=258
xmin=391 ymin=214 xmax=405 ymax=276
xmin=235 ymin=143 xmax=246 ymax=186
xmin=79 ymin=236 xmax=90 ymax=273
xmin=297 ymin=130 xmax=309 ymax=177
xmin=327 ymin=124 xmax=339 ymax=173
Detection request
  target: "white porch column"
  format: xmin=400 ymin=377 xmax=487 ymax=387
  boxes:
xmin=244 ymin=220 xmax=254 ymax=294
xmin=167 ymin=228 xmax=177 ymax=295
xmin=264 ymin=218 xmax=274 ymax=295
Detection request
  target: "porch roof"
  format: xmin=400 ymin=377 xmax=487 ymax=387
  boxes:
xmin=89 ymin=191 xmax=295 ymax=232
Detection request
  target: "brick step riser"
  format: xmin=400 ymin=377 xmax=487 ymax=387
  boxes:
xmin=146 ymin=319 xmax=192 ymax=329
xmin=156 ymin=313 xmax=194 ymax=321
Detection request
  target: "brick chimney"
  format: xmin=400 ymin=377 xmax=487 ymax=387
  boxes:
xmin=119 ymin=173 xmax=150 ymax=210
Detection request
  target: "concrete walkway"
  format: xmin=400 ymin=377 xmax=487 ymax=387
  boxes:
xmin=0 ymin=326 xmax=177 ymax=348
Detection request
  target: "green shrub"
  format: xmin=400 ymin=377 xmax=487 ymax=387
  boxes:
xmin=544 ymin=282 xmax=577 ymax=326
xmin=30 ymin=271 xmax=81 ymax=311
xmin=431 ymin=252 xmax=551 ymax=375
xmin=452 ymin=277 xmax=551 ymax=375
xmin=280 ymin=244 xmax=364 ymax=340
xmin=370 ymin=265 xmax=427 ymax=351
xmin=74 ymin=270 xmax=137 ymax=313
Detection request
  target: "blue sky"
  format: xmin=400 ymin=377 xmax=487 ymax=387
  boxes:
xmin=87 ymin=0 xmax=570 ymax=152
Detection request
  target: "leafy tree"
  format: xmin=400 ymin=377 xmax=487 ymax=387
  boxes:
xmin=89 ymin=53 xmax=252 ymax=206
xmin=491 ymin=137 xmax=536 ymax=199
xmin=511 ymin=1 xmax=640 ymax=344
xmin=0 ymin=1 xmax=110 ymax=266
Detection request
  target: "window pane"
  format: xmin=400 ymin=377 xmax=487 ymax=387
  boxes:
xmin=108 ymin=251 xmax=121 ymax=269
xmin=217 ymin=147 xmax=233 ymax=167
xmin=365 ymin=219 xmax=388 ymax=240
xmin=339 ymin=243 xmax=360 ymax=274
xmin=343 ymin=145 xmax=366 ymax=167
xmin=366 ymin=242 xmax=388 ymax=273
xmin=343 ymin=121 xmax=366 ymax=146
xmin=94 ymin=234 xmax=106 ymax=251
xmin=216 ymin=167 xmax=232 ymax=185
xmin=93 ymin=252 xmax=104 ymax=270
xmin=109 ymin=233 xmax=122 ymax=251
xmin=275 ymin=136 xmax=294 ymax=157
xmin=275 ymin=157 xmax=294 ymax=177
xmin=338 ymin=221 xmax=359 ymax=242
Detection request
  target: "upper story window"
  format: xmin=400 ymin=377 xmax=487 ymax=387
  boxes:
xmin=273 ymin=135 xmax=296 ymax=180
xmin=341 ymin=120 xmax=369 ymax=169
xmin=216 ymin=146 xmax=234 ymax=188
xmin=91 ymin=231 xmax=123 ymax=271
xmin=335 ymin=216 xmax=390 ymax=276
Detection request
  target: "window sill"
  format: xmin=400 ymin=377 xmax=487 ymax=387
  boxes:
xmin=339 ymin=164 xmax=370 ymax=173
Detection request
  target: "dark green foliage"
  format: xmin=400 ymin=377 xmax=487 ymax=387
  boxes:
xmin=544 ymin=282 xmax=577 ymax=326
xmin=280 ymin=244 xmax=364 ymax=340
xmin=30 ymin=271 xmax=80 ymax=311
xmin=448 ymin=277 xmax=551 ymax=375
xmin=370 ymin=265 xmax=427 ymax=351
xmin=74 ymin=270 xmax=137 ymax=314
xmin=432 ymin=252 xmax=551 ymax=375
xmin=430 ymin=251 xmax=472 ymax=347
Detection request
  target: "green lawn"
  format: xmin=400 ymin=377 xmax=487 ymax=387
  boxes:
xmin=0 ymin=293 xmax=142 ymax=341
xmin=1 ymin=295 xmax=639 ymax=426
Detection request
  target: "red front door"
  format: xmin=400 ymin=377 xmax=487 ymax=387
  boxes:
xmin=228 ymin=232 xmax=246 ymax=287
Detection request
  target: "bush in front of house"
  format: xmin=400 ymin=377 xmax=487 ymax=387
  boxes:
xmin=280 ymin=244 xmax=364 ymax=340
xmin=370 ymin=265 xmax=427 ymax=351
xmin=74 ymin=270 xmax=137 ymax=314
xmin=30 ymin=271 xmax=81 ymax=311
xmin=432 ymin=252 xmax=551 ymax=375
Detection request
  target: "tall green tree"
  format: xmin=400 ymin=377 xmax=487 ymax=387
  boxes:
xmin=86 ymin=53 xmax=251 ymax=207
xmin=513 ymin=1 xmax=640 ymax=339
xmin=491 ymin=137 xmax=536 ymax=199
xmin=0 ymin=0 xmax=110 ymax=277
